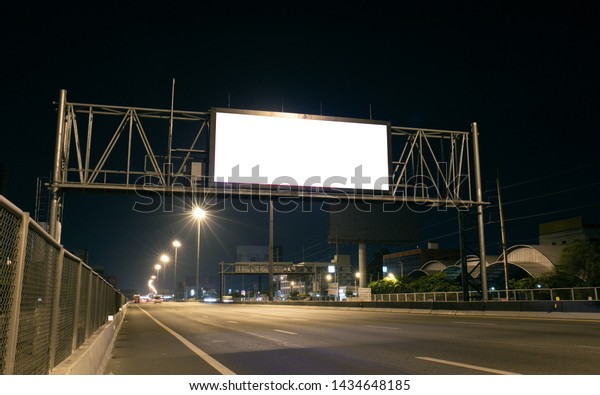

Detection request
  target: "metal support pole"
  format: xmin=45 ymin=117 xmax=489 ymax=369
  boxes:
xmin=458 ymin=210 xmax=470 ymax=301
xmin=71 ymin=259 xmax=83 ymax=352
xmin=358 ymin=242 xmax=367 ymax=288
xmin=49 ymin=248 xmax=65 ymax=370
xmin=85 ymin=269 xmax=93 ymax=339
xmin=268 ymin=199 xmax=274 ymax=300
xmin=173 ymin=245 xmax=178 ymax=299
xmin=220 ymin=261 xmax=224 ymax=301
xmin=471 ymin=122 xmax=488 ymax=301
xmin=3 ymin=211 xmax=29 ymax=374
xmin=195 ymin=221 xmax=201 ymax=301
xmin=49 ymin=89 xmax=67 ymax=242
xmin=167 ymin=78 xmax=175 ymax=187
xmin=497 ymin=175 xmax=510 ymax=300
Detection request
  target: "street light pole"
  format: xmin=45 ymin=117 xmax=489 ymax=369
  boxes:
xmin=192 ymin=207 xmax=206 ymax=301
xmin=154 ymin=264 xmax=161 ymax=295
xmin=172 ymin=240 xmax=181 ymax=299
xmin=160 ymin=254 xmax=169 ymax=296
xmin=196 ymin=220 xmax=200 ymax=300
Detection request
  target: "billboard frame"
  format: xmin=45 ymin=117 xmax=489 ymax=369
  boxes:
xmin=209 ymin=107 xmax=392 ymax=196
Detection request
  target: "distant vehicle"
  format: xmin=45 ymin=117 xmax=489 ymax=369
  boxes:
xmin=221 ymin=295 xmax=233 ymax=303
xmin=133 ymin=294 xmax=141 ymax=303
xmin=153 ymin=295 xmax=163 ymax=303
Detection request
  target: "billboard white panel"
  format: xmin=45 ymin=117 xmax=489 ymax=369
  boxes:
xmin=210 ymin=109 xmax=390 ymax=191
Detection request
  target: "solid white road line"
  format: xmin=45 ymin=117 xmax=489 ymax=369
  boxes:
xmin=136 ymin=306 xmax=236 ymax=375
xmin=273 ymin=329 xmax=298 ymax=335
xmin=416 ymin=356 xmax=520 ymax=375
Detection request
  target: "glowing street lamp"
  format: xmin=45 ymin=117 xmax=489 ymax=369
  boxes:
xmin=355 ymin=271 xmax=361 ymax=291
xmin=172 ymin=240 xmax=181 ymax=299
xmin=192 ymin=206 xmax=206 ymax=301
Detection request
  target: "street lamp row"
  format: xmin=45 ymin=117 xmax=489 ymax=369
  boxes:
xmin=148 ymin=206 xmax=205 ymax=300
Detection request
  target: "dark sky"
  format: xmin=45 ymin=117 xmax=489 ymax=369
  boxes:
xmin=2 ymin=2 xmax=600 ymax=292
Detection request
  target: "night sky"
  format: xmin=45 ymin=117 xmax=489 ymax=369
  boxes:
xmin=2 ymin=2 xmax=599 ymax=292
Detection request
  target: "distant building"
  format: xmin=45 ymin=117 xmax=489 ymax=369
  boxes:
xmin=539 ymin=216 xmax=600 ymax=245
xmin=236 ymin=245 xmax=282 ymax=262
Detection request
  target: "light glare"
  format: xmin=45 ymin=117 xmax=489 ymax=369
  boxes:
xmin=193 ymin=207 xmax=206 ymax=220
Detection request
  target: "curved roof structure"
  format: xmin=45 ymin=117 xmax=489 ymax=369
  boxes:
xmin=400 ymin=245 xmax=564 ymax=286
xmin=421 ymin=260 xmax=453 ymax=273
xmin=496 ymin=244 xmax=565 ymax=277
xmin=405 ymin=270 xmax=428 ymax=281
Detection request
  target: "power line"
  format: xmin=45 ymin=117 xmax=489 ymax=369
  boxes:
xmin=484 ymin=161 xmax=600 ymax=193
xmin=491 ymin=201 xmax=600 ymax=224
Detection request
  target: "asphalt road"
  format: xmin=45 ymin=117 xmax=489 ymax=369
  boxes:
xmin=104 ymin=302 xmax=600 ymax=375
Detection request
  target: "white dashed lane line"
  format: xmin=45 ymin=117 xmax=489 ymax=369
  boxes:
xmin=273 ymin=329 xmax=298 ymax=335
xmin=416 ymin=356 xmax=520 ymax=375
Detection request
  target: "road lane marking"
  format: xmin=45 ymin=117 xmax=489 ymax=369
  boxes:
xmin=366 ymin=325 xmax=399 ymax=330
xmin=416 ymin=356 xmax=520 ymax=375
xmin=274 ymin=329 xmax=298 ymax=335
xmin=226 ymin=321 xmax=238 ymax=324
xmin=136 ymin=306 xmax=236 ymax=375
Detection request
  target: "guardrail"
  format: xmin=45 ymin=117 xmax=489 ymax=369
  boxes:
xmin=371 ymin=287 xmax=600 ymax=302
xmin=0 ymin=195 xmax=126 ymax=374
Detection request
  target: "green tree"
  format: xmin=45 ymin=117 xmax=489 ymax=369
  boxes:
xmin=368 ymin=274 xmax=410 ymax=294
xmin=558 ymin=239 xmax=600 ymax=286
xmin=409 ymin=272 xmax=461 ymax=292
xmin=509 ymin=277 xmax=540 ymax=290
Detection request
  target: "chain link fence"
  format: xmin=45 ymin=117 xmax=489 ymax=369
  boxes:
xmin=371 ymin=287 xmax=600 ymax=302
xmin=0 ymin=195 xmax=126 ymax=374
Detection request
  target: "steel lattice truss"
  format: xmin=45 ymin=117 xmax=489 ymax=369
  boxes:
xmin=53 ymin=96 xmax=478 ymax=208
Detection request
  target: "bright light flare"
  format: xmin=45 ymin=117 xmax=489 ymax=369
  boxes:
xmin=172 ymin=240 xmax=181 ymax=248
xmin=160 ymin=254 xmax=170 ymax=264
xmin=192 ymin=207 xmax=206 ymax=220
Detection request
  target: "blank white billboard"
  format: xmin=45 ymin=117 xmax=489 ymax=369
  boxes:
xmin=210 ymin=108 xmax=390 ymax=191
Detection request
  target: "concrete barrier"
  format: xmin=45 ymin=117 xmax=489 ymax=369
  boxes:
xmin=50 ymin=305 xmax=127 ymax=375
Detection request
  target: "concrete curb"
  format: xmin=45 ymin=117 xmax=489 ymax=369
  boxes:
xmin=50 ymin=305 xmax=127 ymax=375
xmin=236 ymin=300 xmax=600 ymax=320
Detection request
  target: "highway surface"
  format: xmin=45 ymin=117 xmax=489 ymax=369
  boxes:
xmin=104 ymin=302 xmax=600 ymax=375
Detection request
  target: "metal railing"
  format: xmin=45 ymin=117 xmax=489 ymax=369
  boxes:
xmin=371 ymin=287 xmax=600 ymax=302
xmin=0 ymin=195 xmax=126 ymax=374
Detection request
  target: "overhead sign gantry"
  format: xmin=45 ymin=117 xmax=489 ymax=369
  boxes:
xmin=47 ymin=89 xmax=489 ymax=300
